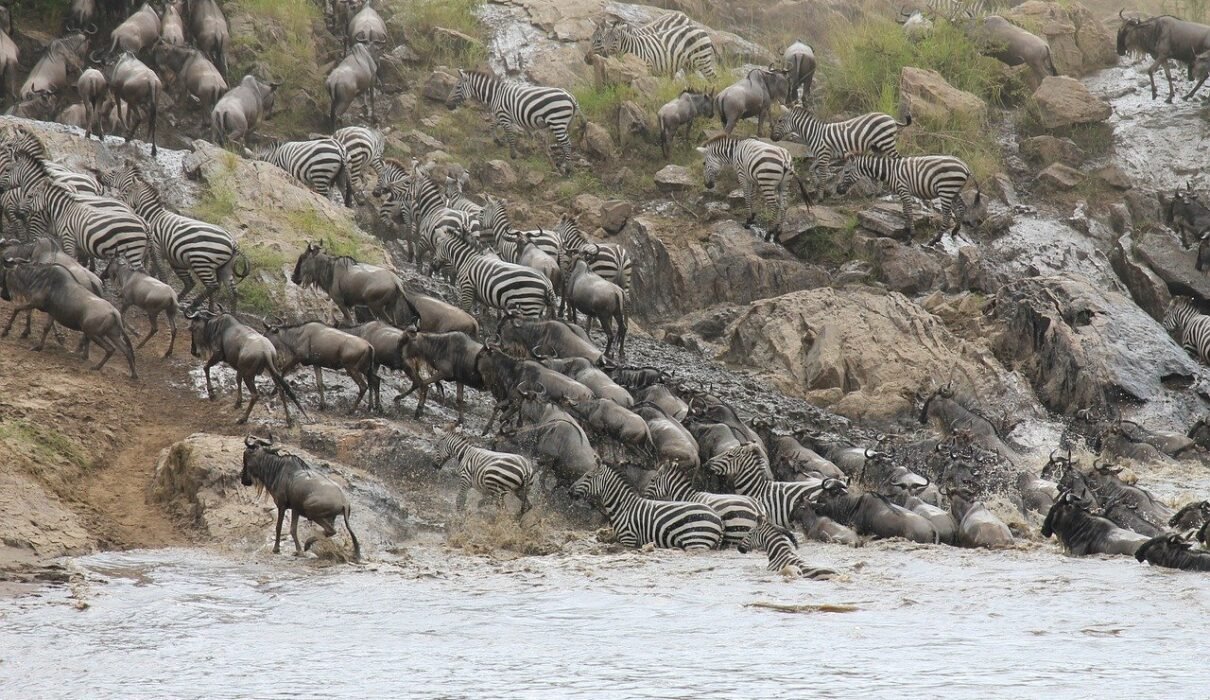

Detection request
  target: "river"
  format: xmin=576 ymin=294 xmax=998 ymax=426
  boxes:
xmin=1 ymin=539 xmax=1208 ymax=698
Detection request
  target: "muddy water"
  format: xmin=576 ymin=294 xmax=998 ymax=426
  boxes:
xmin=2 ymin=542 xmax=1208 ymax=698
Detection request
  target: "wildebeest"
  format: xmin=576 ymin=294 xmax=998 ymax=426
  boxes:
xmin=1016 ymin=469 xmax=1058 ymax=513
xmin=919 ymin=382 xmax=1020 ymax=464
xmin=56 ymin=103 xmax=88 ymax=129
xmin=1117 ymin=11 xmax=1210 ymax=103
xmin=496 ymin=386 xmax=599 ymax=486
xmin=210 ymin=73 xmax=279 ymax=145
xmin=560 ymin=252 xmax=627 ymax=359
xmin=106 ymin=2 xmax=160 ymax=55
xmin=634 ymin=401 xmax=700 ymax=471
xmin=345 ymin=0 xmax=387 ymax=49
xmin=102 ymin=256 xmax=178 ymax=356
xmin=0 ymin=18 xmax=18 ymax=102
xmin=291 ymin=243 xmax=402 ymax=323
xmin=633 ymin=384 xmax=687 ymax=421
xmin=947 ymin=486 xmax=1013 ymax=548
xmin=811 ymin=478 xmax=939 ymax=544
xmin=185 ymin=0 xmax=229 ymax=77
xmin=4 ymin=89 xmax=57 ymax=119
xmin=513 ymin=230 xmax=560 ymax=291
xmin=782 ymin=41 xmax=815 ymax=102
xmin=1083 ymin=460 xmax=1173 ymax=535
xmin=76 ymin=67 xmax=107 ymax=140
xmin=0 ymin=258 xmax=137 ymax=377
xmin=1163 ymin=185 xmax=1210 ymax=265
xmin=100 ymin=51 xmax=161 ymax=155
xmin=498 ymin=316 xmax=603 ymax=364
xmin=715 ymin=67 xmax=790 ymax=137
xmin=1041 ymin=490 xmax=1150 ymax=556
xmin=21 ymin=33 xmax=91 ymax=101
xmin=326 ymin=41 xmax=377 ymax=131
xmin=750 ymin=418 xmax=844 ymax=481
xmin=263 ymin=320 xmax=380 ymax=412
xmin=1135 ymin=532 xmax=1210 ymax=571
xmin=66 ymin=0 xmax=99 ymax=34
xmin=476 ymin=344 xmax=595 ymax=425
xmin=153 ymin=41 xmax=227 ymax=114
xmin=539 ymin=355 xmax=631 ymax=406
xmin=1186 ymin=49 xmax=1210 ymax=99
xmin=896 ymin=8 xmax=933 ymax=42
xmin=1169 ymin=500 xmax=1210 ymax=537
xmin=186 ymin=309 xmax=305 ymax=425
xmin=968 ymin=15 xmax=1057 ymax=81
xmin=241 ymin=436 xmax=361 ymax=562
xmin=396 ymin=328 xmax=484 ymax=421
xmin=160 ymin=0 xmax=187 ymax=46
xmin=656 ymin=89 xmax=713 ymax=159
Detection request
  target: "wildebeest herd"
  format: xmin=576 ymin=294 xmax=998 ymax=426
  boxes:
xmin=1 ymin=0 xmax=1210 ymax=577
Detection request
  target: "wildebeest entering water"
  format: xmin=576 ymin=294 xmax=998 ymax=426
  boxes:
xmin=241 ymin=435 xmax=361 ymax=562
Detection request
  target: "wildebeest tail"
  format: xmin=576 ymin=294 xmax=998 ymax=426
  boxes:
xmin=343 ymin=504 xmax=361 ymax=562
xmin=792 ymin=170 xmax=813 ymax=208
xmin=268 ymin=361 xmax=308 ymax=418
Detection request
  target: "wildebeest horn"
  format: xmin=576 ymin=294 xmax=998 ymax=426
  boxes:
xmin=1119 ymin=8 xmax=1126 ymax=20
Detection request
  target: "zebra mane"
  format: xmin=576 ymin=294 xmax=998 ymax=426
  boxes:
xmin=701 ymin=133 xmax=735 ymax=146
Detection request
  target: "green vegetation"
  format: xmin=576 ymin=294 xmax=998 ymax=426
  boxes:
xmin=393 ymin=0 xmax=487 ymax=68
xmin=788 ymin=217 xmax=858 ymax=266
xmin=229 ymin=0 xmax=327 ymax=134
xmin=1163 ymin=0 xmax=1210 ymax=22
xmin=0 ymin=419 xmax=90 ymax=472
xmin=190 ymin=153 xmax=240 ymax=223
xmin=14 ymin=0 xmax=69 ymax=33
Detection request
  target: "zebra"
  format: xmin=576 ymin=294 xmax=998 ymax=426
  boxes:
xmin=256 ymin=137 xmax=352 ymax=206
xmin=0 ymin=139 xmax=102 ymax=195
xmin=926 ymin=0 xmax=1005 ymax=20
xmin=111 ymin=170 xmax=246 ymax=310
xmin=13 ymin=158 xmax=149 ymax=269
xmin=737 ymin=517 xmax=836 ymax=579
xmin=697 ymin=135 xmax=812 ymax=241
xmin=445 ymin=174 xmax=482 ymax=217
xmin=554 ymin=213 xmax=631 ymax=299
xmin=703 ymin=443 xmax=821 ymax=532
xmin=1163 ymin=297 xmax=1210 ymax=365
xmin=589 ymin=16 xmax=716 ymax=79
xmin=372 ymin=157 xmax=412 ymax=240
xmin=434 ymin=432 xmax=535 ymax=518
xmin=409 ymin=169 xmax=481 ymax=275
xmin=332 ymin=125 xmax=384 ymax=202
xmin=434 ymin=226 xmax=555 ymax=319
xmin=445 ymin=70 xmax=581 ymax=174
xmin=571 ymin=465 xmax=724 ymax=550
xmin=480 ymin=195 xmax=521 ymax=260
xmin=835 ymin=154 xmax=979 ymax=245
xmin=641 ymin=465 xmax=761 ymax=546
xmin=770 ymin=106 xmax=911 ymax=185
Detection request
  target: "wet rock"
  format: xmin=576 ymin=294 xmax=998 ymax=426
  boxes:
xmin=1019 ymin=135 xmax=1085 ymax=166
xmin=623 ymin=217 xmax=830 ymax=319
xmin=987 ymin=173 xmax=1019 ymax=207
xmin=479 ymin=159 xmax=517 ymax=189
xmin=1094 ymin=164 xmax=1132 ymax=191
xmin=952 ymin=244 xmax=1005 ymax=293
xmin=990 ymin=274 xmax=1197 ymax=412
xmin=406 ymin=129 xmax=444 ymax=151
xmin=1005 ymin=2 xmax=1116 ymax=76
xmin=385 ymin=93 xmax=418 ymax=121
xmin=422 ymin=70 xmax=457 ymax=102
xmin=1112 ymin=231 xmax=1171 ymax=320
xmin=149 ymin=433 xmax=409 ymax=554
xmin=589 ymin=53 xmax=650 ymax=86
xmin=601 ymin=200 xmax=633 ymax=234
xmin=868 ymin=237 xmax=944 ymax=295
xmin=1032 ymin=75 xmax=1112 ymax=129
xmin=581 ymin=121 xmax=614 ymax=160
xmin=720 ymin=288 xmax=1037 ymax=425
xmin=1134 ymin=227 xmax=1210 ymax=302
xmin=1038 ymin=163 xmax=1085 ymax=191
xmin=899 ymin=67 xmax=988 ymax=124
xmin=1125 ymin=189 xmax=1163 ymax=230
xmin=857 ymin=201 xmax=940 ymax=239
xmin=654 ymin=164 xmax=695 ymax=192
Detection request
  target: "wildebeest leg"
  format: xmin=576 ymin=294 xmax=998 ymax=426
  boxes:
xmin=34 ymin=316 xmax=55 ymax=351
xmin=90 ymin=333 xmax=117 ymax=370
xmin=1162 ymin=61 xmax=1176 ymax=103
xmin=273 ymin=507 xmax=286 ymax=553
xmin=601 ymin=316 xmax=615 ymax=358
xmin=203 ymin=358 xmax=219 ymax=399
xmin=1147 ymin=58 xmax=1162 ymax=100
xmin=136 ymin=309 xmax=160 ymax=349
xmin=304 ymin=517 xmax=338 ymax=551
xmin=289 ymin=510 xmax=303 ymax=555
xmin=2 ymin=304 xmax=30 ymax=337
xmin=456 ymin=382 xmax=465 ymax=425
xmin=119 ymin=302 xmax=140 ymax=338
xmin=313 ymin=366 xmax=326 ymax=410
xmin=343 ymin=512 xmax=360 ymax=562
xmin=348 ymin=368 xmax=368 ymax=413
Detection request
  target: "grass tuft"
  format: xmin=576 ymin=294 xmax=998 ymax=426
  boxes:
xmin=0 ymin=419 xmax=90 ymax=472
xmin=392 ymin=0 xmax=487 ymax=68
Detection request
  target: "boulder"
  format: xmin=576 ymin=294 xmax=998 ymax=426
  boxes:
xmin=1094 ymin=164 xmax=1132 ymax=191
xmin=1032 ymin=75 xmax=1111 ymax=129
xmin=990 ymin=274 xmax=1198 ymax=412
xmin=629 ymin=76 xmax=664 ymax=103
xmin=1112 ymin=231 xmax=1171 ymax=320
xmin=581 ymin=121 xmax=614 ymax=160
xmin=589 ymin=53 xmax=650 ymax=86
xmin=867 ymin=237 xmax=945 ymax=295
xmin=600 ymin=200 xmax=633 ymax=234
xmin=572 ymin=193 xmax=605 ymax=230
xmin=1005 ymin=1 xmax=1116 ymax=76
xmin=422 ymin=70 xmax=457 ymax=102
xmin=777 ymin=205 xmax=852 ymax=260
xmin=1019 ymin=135 xmax=1085 ymax=166
xmin=899 ymin=67 xmax=988 ymax=124
xmin=616 ymin=100 xmax=652 ymax=147
xmin=433 ymin=27 xmax=482 ymax=54
xmin=149 ymin=433 xmax=410 ymax=555
xmin=1135 ymin=227 xmax=1210 ymax=302
xmin=719 ymin=288 xmax=1037 ymax=424
xmin=479 ymin=159 xmax=518 ymax=189
xmin=1038 ymin=162 xmax=1084 ymax=191
xmin=623 ymin=217 xmax=830 ymax=319
xmin=654 ymin=164 xmax=696 ymax=192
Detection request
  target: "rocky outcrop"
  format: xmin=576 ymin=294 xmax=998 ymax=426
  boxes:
xmin=1019 ymin=135 xmax=1085 ymax=166
xmin=623 ymin=217 xmax=830 ymax=319
xmin=1032 ymin=75 xmax=1112 ymax=129
xmin=1038 ymin=162 xmax=1085 ymax=190
xmin=719 ymin=288 xmax=1037 ymax=424
xmin=149 ymin=433 xmax=410 ymax=556
xmin=900 ymin=67 xmax=988 ymax=124
xmin=1112 ymin=231 xmax=1171 ymax=320
xmin=1134 ymin=227 xmax=1210 ymax=302
xmin=990 ymin=275 xmax=1198 ymax=413
xmin=1005 ymin=1 xmax=1116 ymax=76
xmin=654 ymin=164 xmax=695 ymax=192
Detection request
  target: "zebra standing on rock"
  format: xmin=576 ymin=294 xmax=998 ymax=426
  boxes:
xmin=445 ymin=70 xmax=581 ymax=174
xmin=771 ymin=106 xmax=911 ymax=185
xmin=554 ymin=213 xmax=632 ymax=300
xmin=256 ymin=137 xmax=353 ymax=206
xmin=1163 ymin=297 xmax=1210 ymax=365
xmin=589 ymin=14 xmax=716 ymax=79
xmin=697 ymin=135 xmax=812 ymax=241
xmin=434 ymin=224 xmax=555 ymax=319
xmin=642 ymin=465 xmax=761 ymax=546
xmin=572 ymin=465 xmax=724 ymax=550
xmin=333 ymin=125 xmax=384 ymax=201
xmin=737 ymin=518 xmax=836 ymax=579
xmin=703 ymin=443 xmax=820 ymax=532
xmin=835 ymin=154 xmax=978 ymax=245
xmin=435 ymin=432 xmax=535 ymax=519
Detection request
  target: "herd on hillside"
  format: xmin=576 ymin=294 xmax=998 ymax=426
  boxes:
xmin=4 ymin=0 xmax=1210 ymax=574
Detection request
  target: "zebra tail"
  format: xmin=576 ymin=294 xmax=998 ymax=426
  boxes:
xmin=897 ymin=112 xmax=912 ymax=128
xmin=792 ymin=171 xmax=814 ymax=209
xmin=233 ymin=250 xmax=251 ymax=281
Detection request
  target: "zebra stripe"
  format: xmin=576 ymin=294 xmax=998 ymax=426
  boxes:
xmin=837 ymin=154 xmax=975 ymax=244
xmin=435 ymin=433 xmax=534 ymax=516
xmin=444 ymin=175 xmax=482 ymax=217
xmin=642 ymin=465 xmax=761 ymax=546
xmin=703 ymin=443 xmax=819 ymax=531
xmin=771 ymin=106 xmax=909 ymax=181
xmin=446 ymin=70 xmax=580 ymax=172
xmin=410 ymin=170 xmax=480 ymax=272
xmin=257 ymin=138 xmax=351 ymax=204
xmin=435 ymin=228 xmax=555 ymax=318
xmin=0 ymin=144 xmax=103 ymax=195
xmin=1164 ymin=297 xmax=1210 ymax=365
xmin=572 ymin=466 xmax=723 ymax=550
xmin=699 ymin=136 xmax=805 ymax=236
xmin=333 ymin=126 xmax=384 ymax=197
xmin=737 ymin=520 xmax=834 ymax=578
xmin=554 ymin=214 xmax=631 ymax=297
xmin=590 ymin=17 xmax=716 ymax=78
xmin=926 ymin=0 xmax=1005 ymax=20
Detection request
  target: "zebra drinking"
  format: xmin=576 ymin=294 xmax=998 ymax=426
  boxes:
xmin=770 ymin=106 xmax=911 ymax=186
xmin=434 ymin=432 xmax=535 ymax=519
xmin=571 ymin=465 xmax=724 ymax=550
xmin=641 ymin=464 xmax=761 ymax=546
xmin=445 ymin=70 xmax=581 ymax=174
xmin=835 ymin=154 xmax=979 ymax=245
xmin=696 ymin=135 xmax=811 ymax=241
xmin=588 ymin=15 xmax=716 ymax=79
